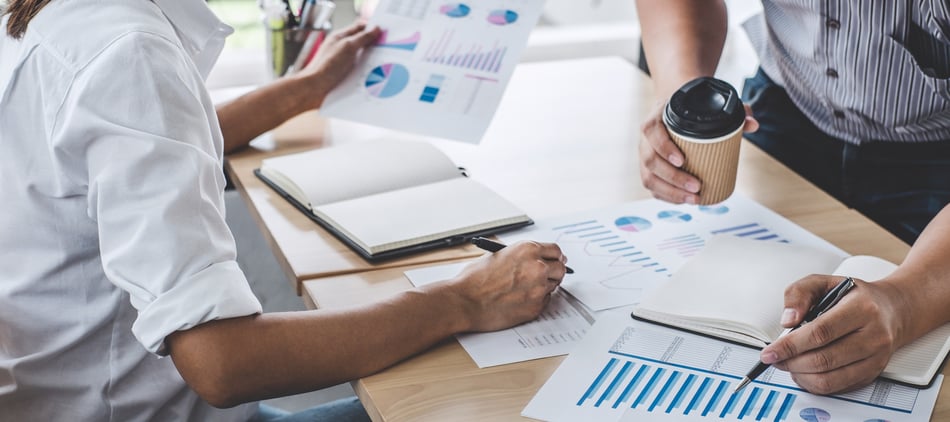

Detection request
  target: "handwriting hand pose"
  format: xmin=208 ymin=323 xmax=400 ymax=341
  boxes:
xmin=762 ymin=275 xmax=904 ymax=394
xmin=447 ymin=241 xmax=568 ymax=332
xmin=761 ymin=205 xmax=950 ymax=394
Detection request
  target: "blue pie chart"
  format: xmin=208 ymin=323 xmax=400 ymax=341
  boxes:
xmin=439 ymin=3 xmax=470 ymax=17
xmin=699 ymin=204 xmax=730 ymax=215
xmin=615 ymin=216 xmax=652 ymax=232
xmin=657 ymin=210 xmax=692 ymax=223
xmin=365 ymin=63 xmax=409 ymax=98
xmin=799 ymin=408 xmax=831 ymax=422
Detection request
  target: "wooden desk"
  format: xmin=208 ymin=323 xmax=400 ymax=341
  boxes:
xmin=225 ymin=56 xmax=908 ymax=294
xmin=292 ymin=58 xmax=947 ymax=421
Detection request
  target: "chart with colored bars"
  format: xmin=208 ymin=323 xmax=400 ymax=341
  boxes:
xmin=537 ymin=218 xmax=672 ymax=310
xmin=523 ymin=313 xmax=942 ymax=422
xmin=423 ymin=30 xmax=508 ymax=73
xmin=501 ymin=194 xmax=849 ymax=311
xmin=319 ymin=0 xmax=544 ymax=143
xmin=580 ymin=358 xmax=797 ymax=421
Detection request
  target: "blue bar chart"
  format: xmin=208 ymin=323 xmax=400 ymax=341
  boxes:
xmin=418 ymin=74 xmax=445 ymax=103
xmin=711 ymin=222 xmax=788 ymax=242
xmin=577 ymin=357 xmax=797 ymax=421
xmin=423 ymin=30 xmax=508 ymax=73
xmin=524 ymin=313 xmax=938 ymax=422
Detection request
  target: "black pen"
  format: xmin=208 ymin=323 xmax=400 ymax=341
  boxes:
xmin=470 ymin=237 xmax=574 ymax=274
xmin=734 ymin=276 xmax=856 ymax=393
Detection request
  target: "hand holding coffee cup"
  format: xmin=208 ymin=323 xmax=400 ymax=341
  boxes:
xmin=662 ymin=77 xmax=746 ymax=205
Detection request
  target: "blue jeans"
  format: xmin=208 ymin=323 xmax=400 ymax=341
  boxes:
xmin=250 ymin=397 xmax=371 ymax=422
xmin=741 ymin=68 xmax=950 ymax=244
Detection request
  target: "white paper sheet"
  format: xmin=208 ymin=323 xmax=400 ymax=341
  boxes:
xmin=523 ymin=311 xmax=943 ymax=422
xmin=405 ymin=262 xmax=593 ymax=367
xmin=500 ymin=193 xmax=848 ymax=311
xmin=320 ymin=0 xmax=545 ymax=143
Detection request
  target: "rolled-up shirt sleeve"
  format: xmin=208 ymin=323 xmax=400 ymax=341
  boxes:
xmin=52 ymin=31 xmax=262 ymax=355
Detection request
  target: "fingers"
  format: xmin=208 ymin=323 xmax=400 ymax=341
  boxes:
xmin=639 ymin=141 xmax=700 ymax=204
xmin=329 ymin=22 xmax=381 ymax=48
xmin=773 ymin=327 xmax=888 ymax=394
xmin=332 ymin=21 xmax=367 ymax=38
xmin=780 ymin=274 xmax=843 ymax=327
xmin=743 ymin=104 xmax=759 ymax=133
xmin=510 ymin=241 xmax=568 ymax=283
xmin=641 ymin=105 xmax=686 ymax=167
xmin=639 ymin=104 xmax=701 ymax=204
xmin=788 ymin=356 xmax=883 ymax=395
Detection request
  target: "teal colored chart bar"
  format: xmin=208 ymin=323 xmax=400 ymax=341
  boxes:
xmin=577 ymin=358 xmax=617 ymax=406
xmin=613 ymin=364 xmax=649 ymax=409
xmin=738 ymin=387 xmax=762 ymax=419
xmin=596 ymin=361 xmax=632 ymax=407
xmin=702 ymin=380 xmax=729 ymax=416
xmin=775 ymin=393 xmax=796 ymax=422
xmin=667 ymin=373 xmax=697 ymax=413
xmin=685 ymin=377 xmax=712 ymax=415
xmin=756 ymin=390 xmax=779 ymax=421
xmin=719 ymin=386 xmax=743 ymax=418
xmin=632 ymin=367 xmax=665 ymax=408
xmin=649 ymin=371 xmax=680 ymax=412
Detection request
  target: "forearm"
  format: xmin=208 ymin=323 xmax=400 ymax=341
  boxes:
xmin=216 ymin=73 xmax=332 ymax=154
xmin=168 ymin=283 xmax=468 ymax=408
xmin=883 ymin=205 xmax=950 ymax=344
xmin=635 ymin=0 xmax=728 ymax=99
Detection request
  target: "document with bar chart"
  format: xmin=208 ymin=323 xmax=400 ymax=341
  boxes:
xmin=523 ymin=311 xmax=942 ymax=422
xmin=320 ymin=0 xmax=544 ymax=143
xmin=500 ymin=194 xmax=848 ymax=311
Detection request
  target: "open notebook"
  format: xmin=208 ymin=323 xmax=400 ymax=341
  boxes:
xmin=632 ymin=235 xmax=950 ymax=388
xmin=255 ymin=139 xmax=532 ymax=261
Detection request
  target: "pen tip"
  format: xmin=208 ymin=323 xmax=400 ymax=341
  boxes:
xmin=733 ymin=378 xmax=750 ymax=394
xmin=566 ymin=267 xmax=574 ymax=274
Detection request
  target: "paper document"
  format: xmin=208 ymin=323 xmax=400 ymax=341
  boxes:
xmin=500 ymin=194 xmax=848 ymax=311
xmin=320 ymin=0 xmax=544 ymax=143
xmin=405 ymin=262 xmax=592 ymax=367
xmin=523 ymin=311 xmax=942 ymax=422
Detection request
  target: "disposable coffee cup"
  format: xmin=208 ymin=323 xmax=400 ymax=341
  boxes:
xmin=662 ymin=77 xmax=745 ymax=205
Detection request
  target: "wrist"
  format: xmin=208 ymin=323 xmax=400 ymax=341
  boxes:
xmin=283 ymin=71 xmax=332 ymax=112
xmin=878 ymin=272 xmax=943 ymax=347
xmin=416 ymin=280 xmax=475 ymax=334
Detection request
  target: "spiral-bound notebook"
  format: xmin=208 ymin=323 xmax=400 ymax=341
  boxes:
xmin=255 ymin=139 xmax=532 ymax=261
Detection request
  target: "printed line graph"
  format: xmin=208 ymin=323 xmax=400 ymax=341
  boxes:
xmin=549 ymin=220 xmax=669 ymax=292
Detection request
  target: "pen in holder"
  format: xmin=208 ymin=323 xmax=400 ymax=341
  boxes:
xmin=263 ymin=0 xmax=336 ymax=79
xmin=265 ymin=26 xmax=306 ymax=78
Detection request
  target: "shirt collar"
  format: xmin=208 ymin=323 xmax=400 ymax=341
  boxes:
xmin=151 ymin=0 xmax=234 ymax=78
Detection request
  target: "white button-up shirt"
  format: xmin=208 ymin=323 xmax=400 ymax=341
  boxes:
xmin=0 ymin=0 xmax=263 ymax=420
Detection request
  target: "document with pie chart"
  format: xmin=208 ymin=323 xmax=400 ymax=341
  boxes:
xmin=320 ymin=0 xmax=545 ymax=143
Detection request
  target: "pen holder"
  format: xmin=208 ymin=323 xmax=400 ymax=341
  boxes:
xmin=265 ymin=26 xmax=306 ymax=79
xmin=265 ymin=24 xmax=333 ymax=79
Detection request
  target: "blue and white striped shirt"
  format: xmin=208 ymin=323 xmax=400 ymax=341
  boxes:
xmin=744 ymin=0 xmax=950 ymax=144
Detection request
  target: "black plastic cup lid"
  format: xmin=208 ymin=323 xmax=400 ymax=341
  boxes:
xmin=663 ymin=77 xmax=745 ymax=139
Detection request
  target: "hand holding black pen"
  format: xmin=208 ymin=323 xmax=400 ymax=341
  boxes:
xmin=734 ymin=276 xmax=856 ymax=393
xmin=471 ymin=237 xmax=574 ymax=274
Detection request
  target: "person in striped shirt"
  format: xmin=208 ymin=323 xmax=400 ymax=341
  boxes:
xmin=635 ymin=1 xmax=950 ymax=395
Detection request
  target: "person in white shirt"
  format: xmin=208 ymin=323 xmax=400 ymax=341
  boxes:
xmin=0 ymin=0 xmax=569 ymax=421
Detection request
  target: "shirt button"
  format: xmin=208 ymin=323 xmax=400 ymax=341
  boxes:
xmin=827 ymin=18 xmax=841 ymax=29
xmin=826 ymin=68 xmax=839 ymax=78
xmin=833 ymin=110 xmax=846 ymax=119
